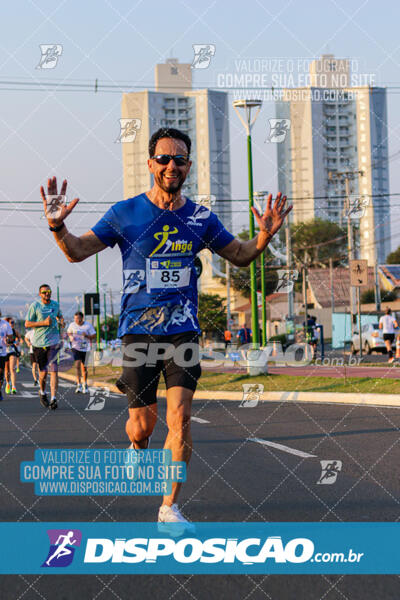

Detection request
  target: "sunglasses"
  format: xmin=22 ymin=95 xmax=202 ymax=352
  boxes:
xmin=41 ymin=291 xmax=51 ymax=295
xmin=151 ymin=154 xmax=189 ymax=166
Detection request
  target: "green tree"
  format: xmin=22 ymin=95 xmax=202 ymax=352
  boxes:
xmin=386 ymin=247 xmax=400 ymax=264
xmin=361 ymin=288 xmax=397 ymax=303
xmin=198 ymin=293 xmax=227 ymax=335
xmin=222 ymin=229 xmax=279 ymax=299
xmin=290 ymin=218 xmax=347 ymax=268
xmin=100 ymin=315 xmax=119 ymax=340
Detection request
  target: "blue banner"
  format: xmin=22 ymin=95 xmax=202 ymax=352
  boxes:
xmin=20 ymin=449 xmax=186 ymax=496
xmin=0 ymin=522 xmax=399 ymax=574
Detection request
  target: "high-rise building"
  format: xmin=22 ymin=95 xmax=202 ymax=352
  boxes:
xmin=276 ymin=55 xmax=390 ymax=264
xmin=121 ymin=58 xmax=232 ymax=297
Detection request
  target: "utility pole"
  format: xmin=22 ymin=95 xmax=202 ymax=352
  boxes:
xmin=302 ymin=265 xmax=308 ymax=342
xmin=329 ymin=257 xmax=335 ymax=314
xmin=329 ymin=170 xmax=364 ymax=335
xmin=226 ymin=260 xmax=231 ymax=331
xmin=285 ymin=218 xmax=294 ymax=320
xmin=109 ymin=289 xmax=114 ymax=317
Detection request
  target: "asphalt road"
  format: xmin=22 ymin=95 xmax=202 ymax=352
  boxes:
xmin=1 ymin=367 xmax=400 ymax=599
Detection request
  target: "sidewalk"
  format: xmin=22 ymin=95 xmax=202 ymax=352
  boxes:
xmin=59 ymin=373 xmax=400 ymax=408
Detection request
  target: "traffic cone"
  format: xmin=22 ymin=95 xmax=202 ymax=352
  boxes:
xmin=395 ymin=338 xmax=400 ymax=359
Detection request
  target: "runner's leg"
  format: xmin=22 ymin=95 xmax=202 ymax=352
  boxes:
xmin=9 ymin=355 xmax=17 ymax=389
xmin=162 ymin=386 xmax=193 ymax=506
xmin=50 ymin=371 xmax=58 ymax=398
xmin=75 ymin=359 xmax=81 ymax=386
xmin=126 ymin=404 xmax=157 ymax=449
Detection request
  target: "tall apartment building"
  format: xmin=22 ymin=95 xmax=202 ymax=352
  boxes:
xmin=276 ymin=55 xmax=390 ymax=264
xmin=121 ymin=58 xmax=232 ymax=296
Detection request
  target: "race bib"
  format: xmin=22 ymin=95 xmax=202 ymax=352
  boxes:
xmin=146 ymin=258 xmax=191 ymax=293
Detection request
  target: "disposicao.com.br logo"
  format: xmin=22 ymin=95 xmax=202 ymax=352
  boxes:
xmin=42 ymin=529 xmax=82 ymax=568
xmin=82 ymin=535 xmax=363 ymax=566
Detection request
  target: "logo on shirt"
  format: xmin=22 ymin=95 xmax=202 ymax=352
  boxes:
xmin=187 ymin=205 xmax=210 ymax=226
xmin=123 ymin=269 xmax=145 ymax=293
xmin=150 ymin=226 xmax=193 ymax=256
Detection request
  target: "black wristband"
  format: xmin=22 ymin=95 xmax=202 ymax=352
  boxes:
xmin=49 ymin=222 xmax=65 ymax=233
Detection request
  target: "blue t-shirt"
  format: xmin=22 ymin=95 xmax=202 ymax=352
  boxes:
xmin=92 ymin=194 xmax=234 ymax=337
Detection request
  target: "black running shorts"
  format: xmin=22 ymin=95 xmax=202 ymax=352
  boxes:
xmin=33 ymin=345 xmax=61 ymax=372
xmin=116 ymin=331 xmax=202 ymax=409
xmin=72 ymin=349 xmax=87 ymax=363
xmin=383 ymin=333 xmax=395 ymax=343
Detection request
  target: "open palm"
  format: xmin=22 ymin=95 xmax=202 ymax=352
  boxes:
xmin=251 ymin=192 xmax=292 ymax=237
xmin=41 ymin=176 xmax=80 ymax=227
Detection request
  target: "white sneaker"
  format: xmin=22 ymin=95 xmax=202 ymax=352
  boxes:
xmin=75 ymin=384 xmax=82 ymax=394
xmin=82 ymin=384 xmax=88 ymax=393
xmin=157 ymin=504 xmax=195 ymax=536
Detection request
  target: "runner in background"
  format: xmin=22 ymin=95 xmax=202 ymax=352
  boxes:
xmin=379 ymin=308 xmax=399 ymax=364
xmin=4 ymin=317 xmax=21 ymax=394
xmin=24 ymin=329 xmax=39 ymax=386
xmin=224 ymin=328 xmax=232 ymax=351
xmin=0 ymin=313 xmax=13 ymax=400
xmin=67 ymin=311 xmax=96 ymax=393
xmin=25 ymin=284 xmax=64 ymax=409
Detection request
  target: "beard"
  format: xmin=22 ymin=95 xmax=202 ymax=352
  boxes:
xmin=154 ymin=171 xmax=184 ymax=193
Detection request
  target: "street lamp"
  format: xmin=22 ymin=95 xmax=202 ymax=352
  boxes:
xmin=101 ymin=283 xmax=108 ymax=344
xmin=54 ymin=275 xmax=62 ymax=306
xmin=254 ymin=190 xmax=269 ymax=346
xmin=233 ymin=99 xmax=262 ymax=347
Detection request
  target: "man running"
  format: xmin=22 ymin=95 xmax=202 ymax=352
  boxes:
xmin=41 ymin=127 xmax=291 ymax=527
xmin=379 ymin=307 xmax=399 ymax=363
xmin=24 ymin=328 xmax=39 ymax=385
xmin=0 ymin=312 xmax=13 ymax=401
xmin=25 ymin=284 xmax=64 ymax=409
xmin=67 ymin=311 xmax=96 ymax=393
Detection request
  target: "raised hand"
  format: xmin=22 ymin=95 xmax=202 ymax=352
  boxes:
xmin=251 ymin=192 xmax=292 ymax=238
xmin=41 ymin=177 xmax=80 ymax=228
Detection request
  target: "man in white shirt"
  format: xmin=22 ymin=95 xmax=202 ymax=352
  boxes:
xmin=0 ymin=313 xmax=13 ymax=400
xmin=379 ymin=308 xmax=399 ymax=363
xmin=67 ymin=312 xmax=96 ymax=393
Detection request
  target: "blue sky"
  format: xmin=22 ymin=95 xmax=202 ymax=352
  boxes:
xmin=0 ymin=0 xmax=399 ymax=309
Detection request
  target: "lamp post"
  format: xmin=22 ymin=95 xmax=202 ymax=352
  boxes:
xmin=233 ymin=99 xmax=262 ymax=347
xmin=95 ymin=255 xmax=101 ymax=351
xmin=54 ymin=275 xmax=62 ymax=306
xmin=54 ymin=275 xmax=62 ymax=360
xmin=101 ymin=283 xmax=108 ymax=344
xmin=254 ymin=190 xmax=269 ymax=346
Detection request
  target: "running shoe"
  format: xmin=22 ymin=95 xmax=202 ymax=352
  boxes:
xmin=11 ymin=388 xmax=17 ymax=394
xmin=5 ymin=383 xmax=10 ymax=394
xmin=82 ymin=384 xmax=88 ymax=393
xmin=16 ymin=367 xmax=20 ymax=374
xmin=49 ymin=398 xmax=58 ymax=410
xmin=34 ymin=380 xmax=38 ymax=386
xmin=75 ymin=384 xmax=82 ymax=394
xmin=389 ymin=357 xmax=395 ymax=364
xmin=157 ymin=504 xmax=196 ymax=536
xmin=39 ymin=391 xmax=49 ymax=408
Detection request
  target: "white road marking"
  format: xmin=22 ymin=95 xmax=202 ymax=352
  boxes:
xmin=191 ymin=416 xmax=210 ymax=424
xmin=22 ymin=383 xmax=35 ymax=388
xmin=249 ymin=437 xmax=317 ymax=458
xmin=19 ymin=391 xmax=37 ymax=398
xmin=58 ymin=382 xmax=73 ymax=388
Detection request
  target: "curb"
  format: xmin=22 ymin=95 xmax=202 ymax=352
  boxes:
xmin=58 ymin=373 xmax=400 ymax=407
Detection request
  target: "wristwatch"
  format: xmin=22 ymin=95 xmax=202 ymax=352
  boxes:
xmin=49 ymin=222 xmax=65 ymax=232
